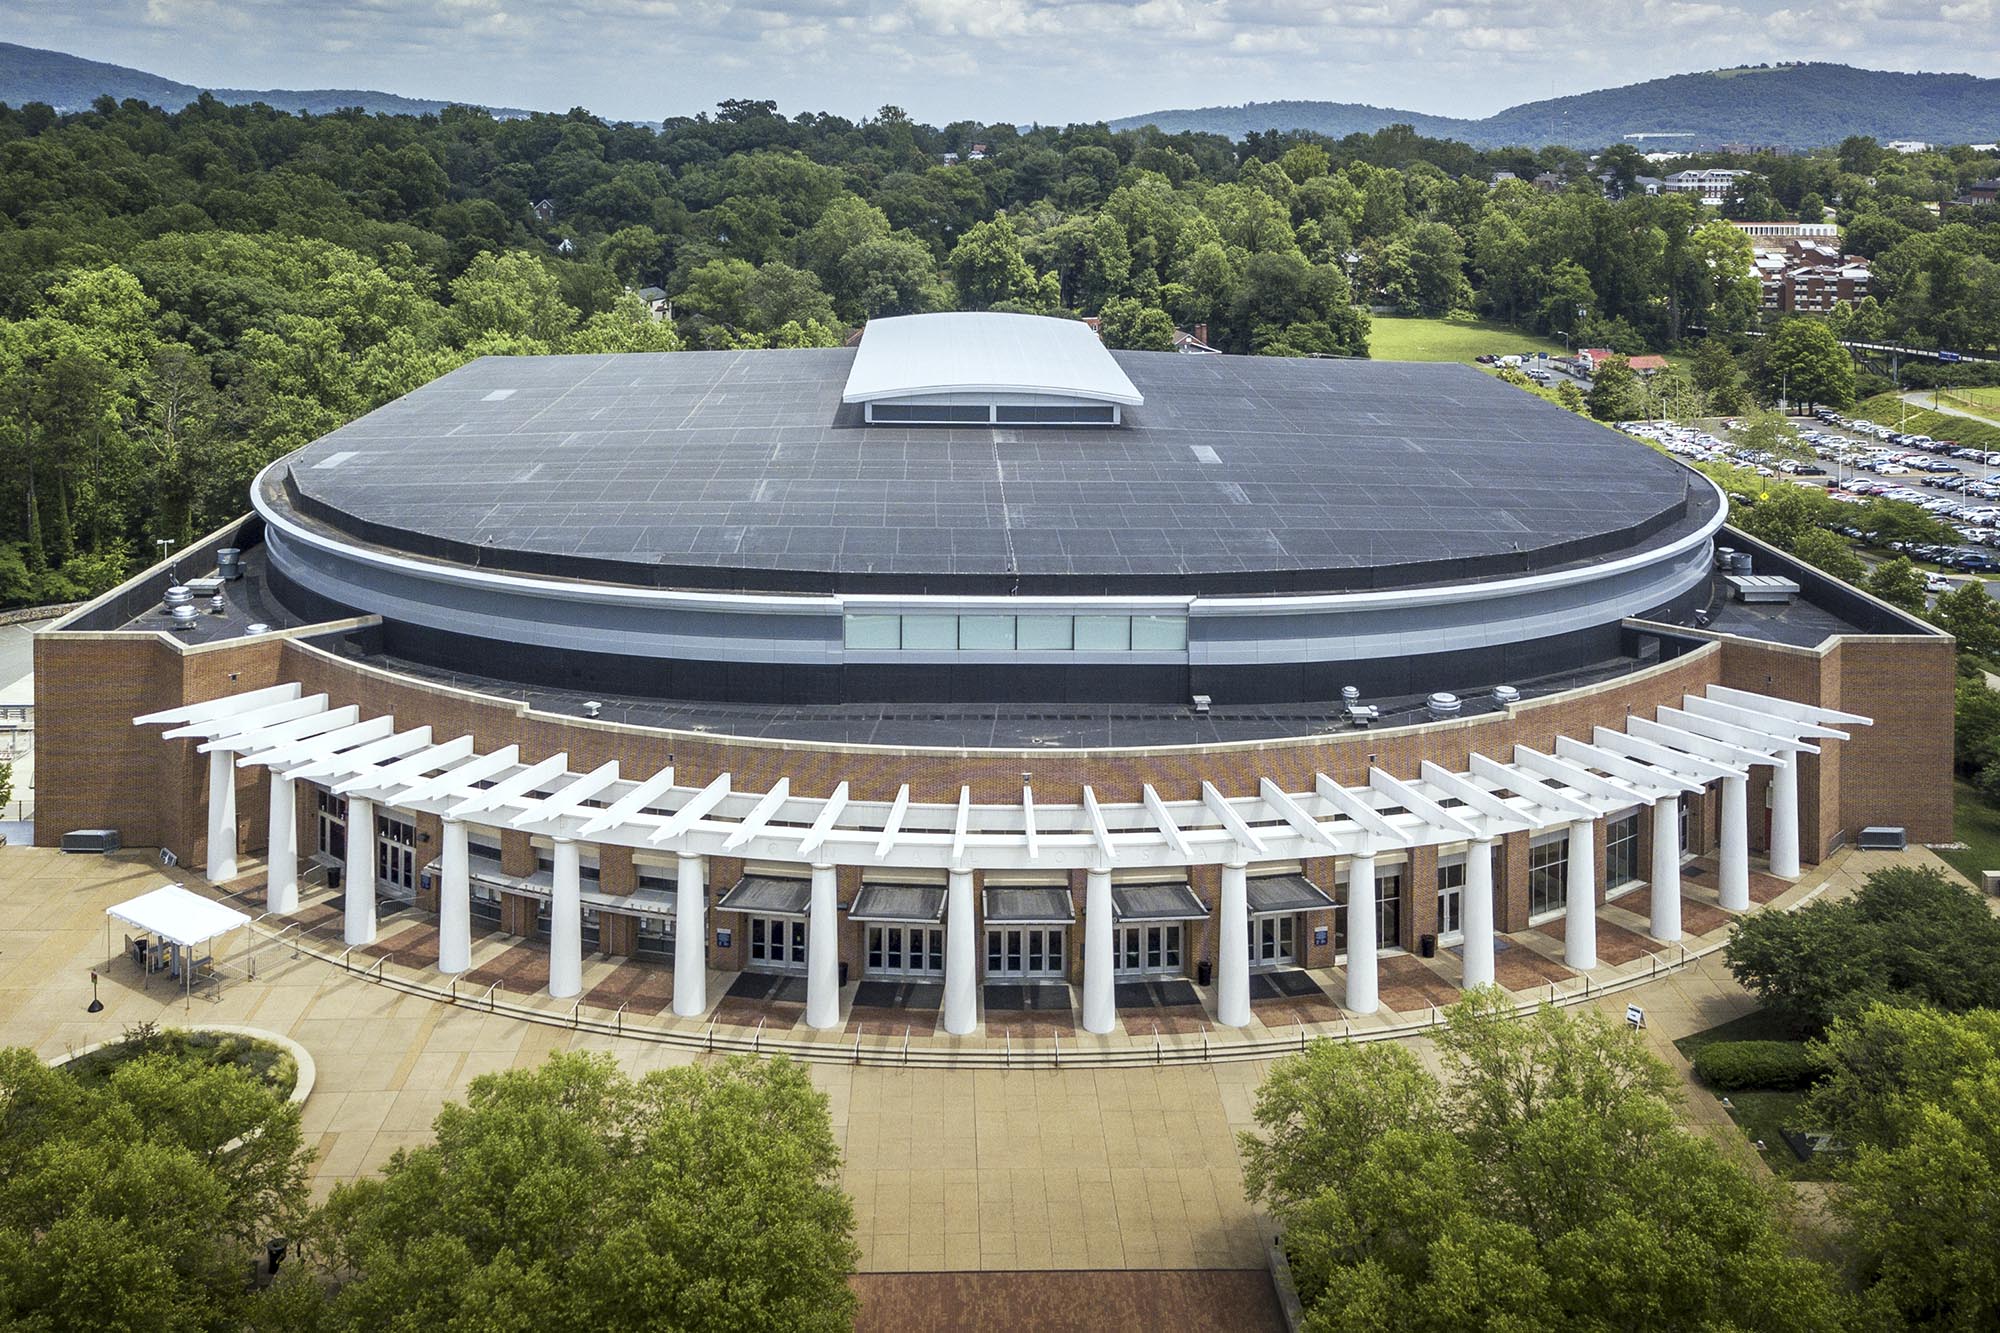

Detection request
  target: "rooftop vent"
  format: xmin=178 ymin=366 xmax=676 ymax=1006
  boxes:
xmin=216 ymin=548 xmax=243 ymax=580
xmin=1428 ymin=692 xmax=1463 ymax=721
xmin=1191 ymin=694 xmax=1211 ymax=715
xmin=843 ymin=312 xmax=1143 ymax=427
xmin=1491 ymin=685 xmax=1521 ymax=707
xmin=582 ymin=700 xmax=603 ymax=718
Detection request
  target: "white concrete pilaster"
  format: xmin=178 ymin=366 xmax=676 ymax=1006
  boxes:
xmin=1462 ymin=838 xmax=1497 ymax=989
xmin=548 ymin=837 xmax=582 ymax=998
xmin=1650 ymin=796 xmax=1682 ymax=942
xmin=806 ymin=863 xmax=840 ymax=1030
xmin=1770 ymin=752 xmax=1802 ymax=879
xmin=1344 ymin=852 xmax=1378 ymax=1014
xmin=1719 ymin=774 xmax=1751 ymax=911
xmin=1565 ymin=820 xmax=1597 ymax=971
xmin=438 ymin=818 xmax=470 ymax=974
xmin=265 ymin=773 xmax=297 ymax=914
xmin=1083 ymin=868 xmax=1115 ymax=1035
xmin=944 ymin=869 xmax=976 ymax=1036
xmin=343 ymin=795 xmax=376 ymax=946
xmin=205 ymin=747 xmax=238 ymax=883
xmin=672 ymin=852 xmax=707 ymax=1017
xmin=1217 ymin=861 xmax=1250 ymax=1028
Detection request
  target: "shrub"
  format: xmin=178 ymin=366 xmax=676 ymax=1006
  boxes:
xmin=1693 ymin=1039 xmax=1822 ymax=1090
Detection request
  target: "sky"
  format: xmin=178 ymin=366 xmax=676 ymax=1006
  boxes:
xmin=5 ymin=0 xmax=1997 ymax=127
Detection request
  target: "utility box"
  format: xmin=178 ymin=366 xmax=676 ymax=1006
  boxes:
xmin=1857 ymin=826 xmax=1906 ymax=851
xmin=1983 ymin=871 xmax=2000 ymax=898
xmin=61 ymin=829 xmax=122 ymax=854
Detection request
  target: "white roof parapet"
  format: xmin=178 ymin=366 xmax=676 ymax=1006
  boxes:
xmin=1258 ymin=778 xmax=1340 ymax=852
xmin=1705 ymin=684 xmax=1872 ymax=729
xmin=650 ymin=771 xmax=731 ymax=844
xmin=577 ymin=765 xmax=677 ymax=838
xmin=1628 ymin=716 xmax=1772 ymax=768
xmin=1368 ymin=768 xmax=1481 ymax=841
xmin=1203 ymin=781 xmax=1271 ymax=856
xmin=134 ymin=682 xmax=302 ymax=729
xmin=1656 ymin=704 xmax=1819 ymax=756
xmin=240 ymin=714 xmax=395 ymax=770
xmin=1553 ymin=736 xmax=1702 ymax=797
xmin=199 ymin=703 xmax=356 ymax=755
xmin=1144 ymin=784 xmax=1194 ymax=859
xmin=335 ymin=735 xmax=477 ymax=797
xmin=398 ymin=745 xmax=521 ymax=806
xmin=1465 ymin=753 xmax=1596 ymax=822
xmin=169 ymin=692 xmax=326 ymax=743
xmin=1684 ymin=695 xmax=1847 ymax=742
xmin=1590 ymin=726 xmax=1740 ymax=783
xmin=512 ymin=760 xmax=622 ymax=829
xmin=287 ymin=726 xmax=434 ymax=784
xmin=1417 ymin=761 xmax=1540 ymax=837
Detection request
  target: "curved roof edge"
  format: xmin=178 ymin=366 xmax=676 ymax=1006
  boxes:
xmin=841 ymin=311 xmax=1145 ymax=407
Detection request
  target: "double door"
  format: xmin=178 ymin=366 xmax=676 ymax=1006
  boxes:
xmin=986 ymin=926 xmax=1066 ymax=979
xmin=1251 ymin=916 xmax=1295 ymax=968
xmin=1114 ymin=922 xmax=1184 ymax=976
xmin=747 ymin=915 xmax=807 ymax=971
xmin=376 ymin=814 xmax=417 ymax=897
xmin=867 ymin=925 xmax=943 ymax=977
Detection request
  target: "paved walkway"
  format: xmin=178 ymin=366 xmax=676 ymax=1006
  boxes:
xmin=1901 ymin=388 xmax=2000 ymax=426
xmin=0 ymin=840 xmax=1954 ymax=1276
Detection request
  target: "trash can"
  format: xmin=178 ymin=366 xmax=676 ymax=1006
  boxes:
xmin=1197 ymin=960 xmax=1213 ymax=987
xmin=1420 ymin=933 xmax=1437 ymax=959
xmin=326 ymin=865 xmax=343 ymax=892
xmin=839 ymin=960 xmax=849 ymax=986
xmin=265 ymin=1238 xmax=288 ymax=1275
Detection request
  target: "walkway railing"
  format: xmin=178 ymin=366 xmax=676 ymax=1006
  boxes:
xmin=238 ymin=915 xmax=1728 ymax=1070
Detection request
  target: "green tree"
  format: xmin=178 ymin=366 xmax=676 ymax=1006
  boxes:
xmin=1933 ymin=580 xmax=2000 ymax=662
xmin=1240 ymin=994 xmax=1847 ymax=1332
xmin=1865 ymin=555 xmax=1929 ymax=615
xmin=1585 ymin=356 xmax=1645 ymax=422
xmin=1726 ymin=864 xmax=2000 ymax=1033
xmin=1097 ymin=298 xmax=1175 ymax=352
xmin=449 ymin=251 xmax=579 ymax=351
xmin=1691 ymin=338 xmax=1747 ymax=414
xmin=947 ymin=215 xmax=1045 ymax=311
xmin=1791 ymin=528 xmax=1865 ymax=582
xmin=1761 ymin=319 xmax=1855 ymax=410
xmin=312 ymin=1052 xmax=857 ymax=1333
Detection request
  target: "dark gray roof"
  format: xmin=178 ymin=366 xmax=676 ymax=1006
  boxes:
xmin=1246 ymin=874 xmax=1338 ymax=915
xmin=849 ymin=883 xmax=946 ymax=923
xmin=264 ymin=347 xmax=1710 ymax=596
xmin=1111 ymin=882 xmax=1207 ymax=921
xmin=715 ymin=874 xmax=810 ymax=916
xmin=983 ymin=886 xmax=1076 ymax=924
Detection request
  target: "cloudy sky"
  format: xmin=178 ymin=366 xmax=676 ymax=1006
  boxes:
xmin=5 ymin=0 xmax=1995 ymax=126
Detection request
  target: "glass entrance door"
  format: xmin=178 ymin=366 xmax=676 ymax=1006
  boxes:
xmin=867 ymin=925 xmax=944 ymax=977
xmin=747 ymin=916 xmax=807 ymax=970
xmin=315 ymin=790 xmax=346 ymax=861
xmin=1114 ymin=923 xmax=1184 ymax=976
xmin=376 ymin=814 xmax=416 ymax=897
xmin=985 ymin=927 xmax=1066 ymax=978
xmin=1252 ymin=916 xmax=1295 ymax=968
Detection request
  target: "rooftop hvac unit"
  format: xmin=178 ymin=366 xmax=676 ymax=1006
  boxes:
xmin=162 ymin=585 xmax=193 ymax=611
xmin=1190 ymin=694 xmax=1211 ymax=715
xmin=170 ymin=604 xmax=198 ymax=627
xmin=246 ymin=622 xmax=271 ymax=635
xmin=1491 ymin=685 xmax=1521 ymax=707
xmin=1427 ymin=692 xmax=1462 ymax=721
xmin=61 ymin=829 xmax=122 ymax=854
xmin=184 ymin=576 xmax=224 ymax=596
xmin=216 ymin=547 xmax=243 ymax=580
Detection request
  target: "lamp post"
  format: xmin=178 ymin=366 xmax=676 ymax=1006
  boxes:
xmin=155 ymin=538 xmax=175 ymax=567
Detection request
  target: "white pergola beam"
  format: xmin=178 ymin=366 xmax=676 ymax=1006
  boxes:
xmin=1512 ymin=745 xmax=1650 ymax=805
xmin=874 ymin=785 xmax=910 ymax=858
xmin=169 ymin=693 xmax=326 ymax=742
xmin=1467 ymin=752 xmax=1599 ymax=820
xmin=651 ymin=772 xmax=732 ymax=844
xmin=1629 ymin=716 xmax=1770 ymax=768
xmin=797 ymin=781 xmax=849 ymax=859
xmin=1658 ymin=704 xmax=1817 ymax=756
xmin=1368 ymin=767 xmax=1481 ymax=839
xmin=287 ymin=726 xmax=434 ymax=783
xmin=1706 ymin=684 xmax=1872 ymax=728
xmin=395 ymin=745 xmax=521 ymax=805
xmin=1257 ymin=778 xmax=1339 ymax=851
xmin=1144 ymin=784 xmax=1195 ymax=860
xmin=577 ymin=765 xmax=677 ymax=838
xmin=1082 ymin=786 xmax=1118 ymax=866
xmin=334 ymin=735 xmax=476 ymax=795
xmin=1419 ymin=760 xmax=1542 ymax=833
xmin=201 ymin=703 xmax=355 ymax=754
xmin=1313 ymin=774 xmax=1401 ymax=845
xmin=1554 ymin=736 xmax=1701 ymax=796
xmin=950 ymin=787 xmax=971 ymax=866
xmin=1203 ymin=781 xmax=1272 ymax=856
xmin=511 ymin=760 xmax=622 ymax=828
xmin=135 ymin=682 xmax=302 ymax=728
xmin=1592 ymin=726 xmax=1739 ymax=783
xmin=241 ymin=715 xmax=394 ymax=770
xmin=722 ymin=777 xmax=790 ymax=851
xmin=1022 ymin=785 xmax=1039 ymax=860
xmin=448 ymin=751 xmax=571 ymax=818
xmin=1685 ymin=695 xmax=1846 ymax=741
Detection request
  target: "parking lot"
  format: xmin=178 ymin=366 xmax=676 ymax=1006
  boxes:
xmin=1622 ymin=410 xmax=2000 ymax=581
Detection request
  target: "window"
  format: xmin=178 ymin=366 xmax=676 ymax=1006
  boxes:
xmin=1437 ymin=859 xmax=1465 ymax=939
xmin=1131 ymin=614 xmax=1189 ymax=651
xmin=1376 ymin=870 xmax=1403 ymax=948
xmin=993 ymin=404 xmax=1117 ymax=425
xmin=866 ymin=403 xmax=988 ymax=424
xmin=1017 ymin=615 xmax=1073 ymax=650
xmin=1074 ymin=615 xmax=1131 ymax=651
xmin=842 ymin=611 xmax=1188 ymax=655
xmin=843 ymin=614 xmax=901 ymax=649
xmin=1606 ymin=813 xmax=1640 ymax=887
xmin=958 ymin=615 xmax=1016 ymax=650
xmin=1528 ymin=833 xmax=1569 ymax=916
xmin=900 ymin=615 xmax=958 ymax=650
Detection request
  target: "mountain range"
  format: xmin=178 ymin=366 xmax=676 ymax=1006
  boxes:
xmin=1111 ymin=63 xmax=2000 ymax=149
xmin=0 ymin=41 xmax=536 ymax=119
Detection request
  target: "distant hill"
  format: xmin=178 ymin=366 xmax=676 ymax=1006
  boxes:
xmin=1112 ymin=63 xmax=2000 ymax=149
xmin=0 ymin=41 xmax=538 ymax=118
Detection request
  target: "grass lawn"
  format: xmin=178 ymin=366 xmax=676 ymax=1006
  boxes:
xmin=1672 ymin=1006 xmax=1801 ymax=1060
xmin=1851 ymin=392 xmax=2000 ymax=452
xmin=66 ymin=1027 xmax=298 ymax=1097
xmin=1932 ymin=778 xmax=2000 ymax=886
xmin=1935 ymin=386 xmax=2000 ymax=423
xmin=1368 ymin=315 xmax=1566 ymax=364
xmin=1674 ymin=1011 xmax=1841 ymax=1181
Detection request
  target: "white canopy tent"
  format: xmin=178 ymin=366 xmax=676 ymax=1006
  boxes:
xmin=106 ymin=883 xmax=251 ymax=1004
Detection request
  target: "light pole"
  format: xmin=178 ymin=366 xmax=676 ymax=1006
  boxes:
xmin=154 ymin=538 xmax=176 ymax=568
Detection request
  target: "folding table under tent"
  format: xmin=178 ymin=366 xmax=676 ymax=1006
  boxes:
xmin=105 ymin=884 xmax=252 ymax=1006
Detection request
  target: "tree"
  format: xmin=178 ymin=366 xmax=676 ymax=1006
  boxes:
xmin=1690 ymin=338 xmax=1747 ymax=414
xmin=1097 ymin=298 xmax=1175 ymax=352
xmin=1865 ymin=555 xmax=1928 ymax=615
xmin=1240 ymin=994 xmax=1848 ymax=1332
xmin=947 ymin=215 xmax=1045 ymax=311
xmin=310 ymin=1052 xmax=857 ymax=1332
xmin=1586 ymin=357 xmax=1645 ymax=422
xmin=1933 ymin=580 xmax=2000 ymax=662
xmin=1805 ymin=1004 xmax=2000 ymax=1330
xmin=1791 ymin=528 xmax=1865 ymax=582
xmin=1725 ymin=864 xmax=2000 ymax=1033
xmin=0 ymin=1037 xmax=312 ymax=1331
xmin=1760 ymin=319 xmax=1855 ymax=410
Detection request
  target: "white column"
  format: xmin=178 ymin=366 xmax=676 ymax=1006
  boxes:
xmin=1565 ymin=821 xmax=1597 ymax=971
xmin=1082 ymin=868 xmax=1115 ymax=1035
xmin=438 ymin=819 xmax=470 ymax=974
xmin=1719 ymin=775 xmax=1751 ymax=911
xmin=672 ymin=853 xmax=707 ymax=1018
xmin=343 ymin=795 xmax=376 ymax=946
xmin=1769 ymin=752 xmax=1802 ymax=879
xmin=205 ymin=747 xmax=238 ymax=883
xmin=1217 ymin=862 xmax=1250 ymax=1029
xmin=1650 ymin=796 xmax=1682 ymax=942
xmin=943 ymin=869 xmax=977 ymax=1036
xmin=548 ymin=837 xmax=582 ymax=999
xmin=806 ymin=863 xmax=841 ymax=1030
xmin=265 ymin=773 xmax=298 ymax=914
xmin=1462 ymin=838 xmax=1497 ymax=989
xmin=1344 ymin=852 xmax=1378 ymax=1015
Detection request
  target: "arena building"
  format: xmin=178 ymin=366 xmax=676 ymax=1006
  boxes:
xmin=36 ymin=313 xmax=1953 ymax=1037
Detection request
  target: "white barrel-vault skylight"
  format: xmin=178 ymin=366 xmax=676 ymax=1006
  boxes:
xmin=842 ymin=311 xmax=1145 ymax=426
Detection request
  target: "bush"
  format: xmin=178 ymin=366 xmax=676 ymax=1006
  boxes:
xmin=1692 ymin=1039 xmax=1822 ymax=1090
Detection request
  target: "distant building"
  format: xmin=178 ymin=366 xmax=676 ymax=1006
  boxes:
xmin=1947 ymin=179 xmax=2000 ymax=210
xmin=1531 ymin=171 xmax=1564 ymax=192
xmin=1625 ymin=354 xmax=1670 ymax=376
xmin=967 ymin=143 xmax=989 ymax=161
xmin=1173 ymin=323 xmax=1219 ymax=355
xmin=940 ymin=152 xmax=960 ymax=166
xmin=1746 ymin=237 xmax=1871 ymax=314
xmin=1598 ymin=172 xmax=1664 ymax=200
xmin=633 ymin=286 xmax=670 ymax=321
xmin=531 ymin=198 xmax=556 ymax=224
xmin=1661 ymin=169 xmax=1751 ymax=206
xmin=1885 ymin=140 xmax=1932 ymax=155
xmin=1490 ymin=171 xmax=1519 ymax=185
xmin=1729 ymin=221 xmax=1839 ymax=242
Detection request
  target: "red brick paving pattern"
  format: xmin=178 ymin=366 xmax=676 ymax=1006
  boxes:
xmin=1533 ymin=915 xmax=1657 ymax=966
xmin=853 ymin=1270 xmax=1284 ymax=1333
xmin=1492 ymin=945 xmax=1575 ymax=990
xmin=1614 ymin=886 xmax=1734 ymax=937
xmin=1376 ymin=954 xmax=1459 ymax=1015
